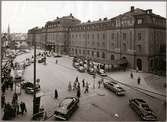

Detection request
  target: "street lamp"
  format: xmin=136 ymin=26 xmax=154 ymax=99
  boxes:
xmin=33 ymin=31 xmax=37 ymax=116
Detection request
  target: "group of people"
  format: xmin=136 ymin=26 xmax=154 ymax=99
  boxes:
xmin=2 ymin=92 xmax=27 ymax=120
xmin=130 ymin=72 xmax=141 ymax=85
xmin=67 ymin=77 xmax=91 ymax=98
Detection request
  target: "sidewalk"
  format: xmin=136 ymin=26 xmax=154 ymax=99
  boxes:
xmin=107 ymin=69 xmax=166 ymax=98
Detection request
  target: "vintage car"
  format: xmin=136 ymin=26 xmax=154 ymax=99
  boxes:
xmin=38 ymin=58 xmax=45 ymax=63
xmin=103 ymin=81 xmax=125 ymax=96
xmin=97 ymin=69 xmax=107 ymax=77
xmin=54 ymin=97 xmax=79 ymax=120
xmin=77 ymin=66 xmax=86 ymax=73
xmin=21 ymin=81 xmax=40 ymax=94
xmin=129 ymin=98 xmax=158 ymax=121
xmin=87 ymin=67 xmax=96 ymax=75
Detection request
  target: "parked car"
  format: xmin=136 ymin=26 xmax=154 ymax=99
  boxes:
xmin=73 ymin=62 xmax=79 ymax=69
xmin=129 ymin=98 xmax=158 ymax=121
xmin=14 ymin=69 xmax=24 ymax=82
xmin=87 ymin=67 xmax=96 ymax=75
xmin=97 ymin=69 xmax=107 ymax=77
xmin=38 ymin=58 xmax=45 ymax=63
xmin=103 ymin=81 xmax=125 ymax=96
xmin=21 ymin=81 xmax=40 ymax=94
xmin=78 ymin=66 xmax=86 ymax=73
xmin=54 ymin=97 xmax=79 ymax=120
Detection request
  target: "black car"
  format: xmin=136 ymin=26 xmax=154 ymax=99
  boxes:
xmin=54 ymin=97 xmax=79 ymax=120
xmin=129 ymin=98 xmax=158 ymax=121
xmin=38 ymin=58 xmax=45 ymax=63
xmin=103 ymin=81 xmax=125 ymax=96
xmin=21 ymin=81 xmax=40 ymax=94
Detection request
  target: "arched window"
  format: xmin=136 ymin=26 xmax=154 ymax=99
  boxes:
xmin=111 ymin=55 xmax=115 ymax=60
xmin=97 ymin=51 xmax=99 ymax=57
xmin=102 ymin=52 xmax=105 ymax=59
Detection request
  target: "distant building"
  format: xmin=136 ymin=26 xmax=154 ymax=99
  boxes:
xmin=27 ymin=6 xmax=166 ymax=73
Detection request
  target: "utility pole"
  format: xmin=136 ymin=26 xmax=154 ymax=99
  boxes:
xmin=33 ymin=30 xmax=37 ymax=116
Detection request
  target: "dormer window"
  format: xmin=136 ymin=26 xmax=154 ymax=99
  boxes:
xmin=137 ymin=19 xmax=143 ymax=24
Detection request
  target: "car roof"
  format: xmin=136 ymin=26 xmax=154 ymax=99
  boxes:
xmin=134 ymin=98 xmax=146 ymax=103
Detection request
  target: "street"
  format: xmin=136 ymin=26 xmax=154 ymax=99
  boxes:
xmin=3 ymin=49 xmax=166 ymax=121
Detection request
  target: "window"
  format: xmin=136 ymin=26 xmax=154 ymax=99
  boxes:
xmin=97 ymin=42 xmax=100 ymax=46
xmin=92 ymin=34 xmax=94 ymax=39
xmin=137 ymin=19 xmax=143 ymax=24
xmin=79 ymin=49 xmax=81 ymax=54
xmin=123 ymin=43 xmax=126 ymax=52
xmin=87 ymin=50 xmax=90 ymax=55
xmin=111 ymin=43 xmax=114 ymax=49
xmin=83 ymin=50 xmax=85 ymax=54
xmin=112 ymin=33 xmax=114 ymax=40
xmin=87 ymin=34 xmax=89 ymax=39
xmin=75 ymin=49 xmax=78 ymax=54
xmin=130 ymin=31 xmax=132 ymax=49
xmin=103 ymin=33 xmax=105 ymax=40
xmin=97 ymin=33 xmax=99 ymax=40
xmin=102 ymin=42 xmax=105 ymax=47
xmin=117 ymin=32 xmax=119 ymax=48
xmin=111 ymin=55 xmax=115 ymax=60
xmin=137 ymin=45 xmax=142 ymax=52
xmin=123 ymin=33 xmax=126 ymax=40
xmin=102 ymin=52 xmax=105 ymax=59
xmin=97 ymin=52 xmax=99 ymax=57
xmin=138 ymin=33 xmax=142 ymax=40
xmin=92 ymin=51 xmax=94 ymax=56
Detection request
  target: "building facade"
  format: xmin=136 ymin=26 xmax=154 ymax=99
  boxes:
xmin=27 ymin=6 xmax=166 ymax=72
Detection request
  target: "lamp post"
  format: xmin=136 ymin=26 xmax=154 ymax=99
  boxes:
xmin=33 ymin=31 xmax=37 ymax=116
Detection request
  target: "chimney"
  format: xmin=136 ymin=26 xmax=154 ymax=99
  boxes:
xmin=131 ymin=6 xmax=134 ymax=12
xmin=99 ymin=18 xmax=102 ymax=21
xmin=88 ymin=20 xmax=91 ymax=23
xmin=104 ymin=17 xmax=108 ymax=21
xmin=57 ymin=16 xmax=59 ymax=19
xmin=70 ymin=13 xmax=72 ymax=16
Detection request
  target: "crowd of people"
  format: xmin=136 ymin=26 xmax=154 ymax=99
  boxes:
xmin=66 ymin=76 xmax=104 ymax=98
xmin=1 ymin=55 xmax=27 ymax=120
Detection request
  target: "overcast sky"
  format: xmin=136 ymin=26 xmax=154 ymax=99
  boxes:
xmin=2 ymin=1 xmax=166 ymax=33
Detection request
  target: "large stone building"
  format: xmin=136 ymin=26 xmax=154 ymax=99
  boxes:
xmin=27 ymin=6 xmax=166 ymax=73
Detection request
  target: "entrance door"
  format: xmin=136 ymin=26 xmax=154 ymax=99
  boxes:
xmin=137 ymin=59 xmax=142 ymax=71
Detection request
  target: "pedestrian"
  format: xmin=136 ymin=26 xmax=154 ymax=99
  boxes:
xmin=3 ymin=102 xmax=12 ymax=120
xmin=68 ymin=81 xmax=72 ymax=91
xmin=98 ymin=80 xmax=101 ymax=88
xmin=75 ymin=76 xmax=79 ymax=82
xmin=9 ymin=79 xmax=13 ymax=91
xmin=1 ymin=94 xmax=6 ymax=108
xmin=12 ymin=93 xmax=18 ymax=105
xmin=82 ymin=79 xmax=85 ymax=87
xmin=130 ymin=72 xmax=133 ymax=79
xmin=77 ymin=82 xmax=80 ymax=89
xmin=54 ymin=89 xmax=58 ymax=99
xmin=20 ymin=101 xmax=27 ymax=115
xmin=2 ymin=84 xmax=6 ymax=94
xmin=137 ymin=77 xmax=141 ymax=85
xmin=84 ymin=82 xmax=89 ymax=93
xmin=77 ymin=88 xmax=81 ymax=98
xmin=136 ymin=67 xmax=139 ymax=72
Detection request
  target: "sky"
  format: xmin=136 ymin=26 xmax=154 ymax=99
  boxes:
xmin=2 ymin=1 xmax=166 ymax=33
